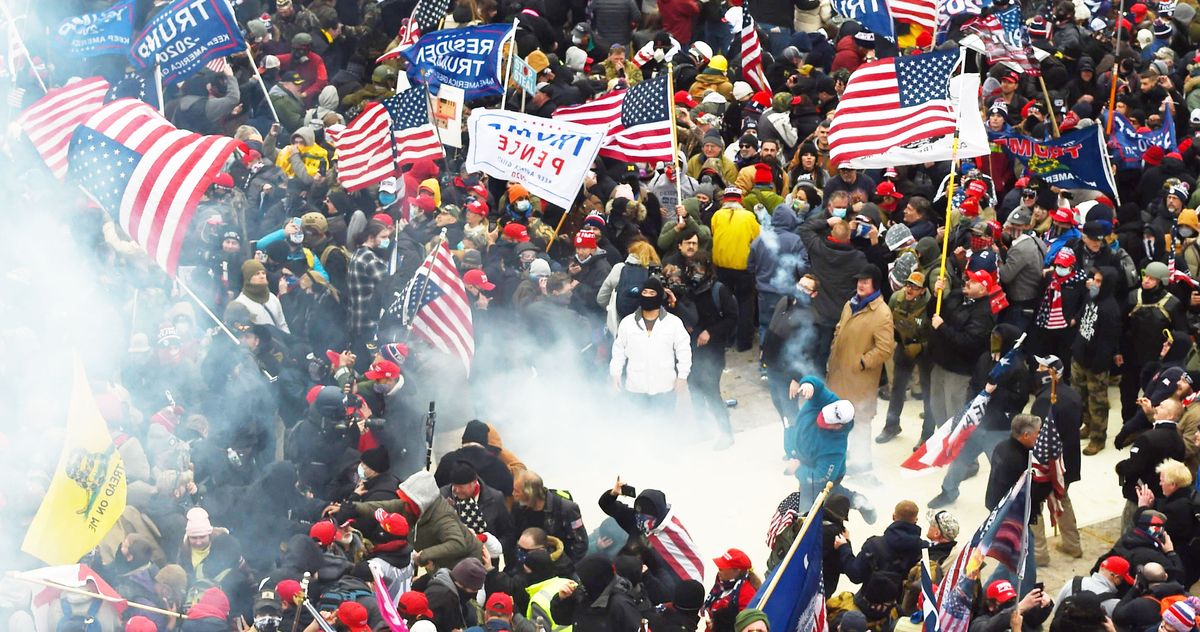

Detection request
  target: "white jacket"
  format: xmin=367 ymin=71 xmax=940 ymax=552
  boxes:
xmin=233 ymin=292 xmax=291 ymax=334
xmin=610 ymin=310 xmax=692 ymax=395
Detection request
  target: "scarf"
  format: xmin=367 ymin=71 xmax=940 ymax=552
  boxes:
xmin=703 ymin=576 xmax=746 ymax=614
xmin=850 ymin=290 xmax=879 ymax=314
xmin=242 ymin=281 xmax=271 ymax=304
xmin=1035 ymin=270 xmax=1084 ymax=329
xmin=455 ymin=496 xmax=488 ymax=534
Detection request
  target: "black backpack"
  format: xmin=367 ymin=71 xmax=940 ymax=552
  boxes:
xmin=615 ymin=265 xmax=650 ymax=321
xmin=1070 ymin=575 xmax=1118 ymax=602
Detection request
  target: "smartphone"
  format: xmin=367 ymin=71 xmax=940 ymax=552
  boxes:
xmin=620 ymin=484 xmax=636 ymax=497
xmin=1033 ymin=582 xmax=1044 ymax=592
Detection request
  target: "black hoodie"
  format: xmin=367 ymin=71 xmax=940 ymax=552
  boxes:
xmin=970 ymin=324 xmax=1030 ymax=432
xmin=1072 ymin=266 xmax=1122 ymax=373
xmin=843 ymin=520 xmax=926 ymax=585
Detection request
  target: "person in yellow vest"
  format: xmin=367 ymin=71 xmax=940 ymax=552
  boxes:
xmin=710 ymin=186 xmax=762 ymax=351
xmin=276 ymin=126 xmax=329 ymax=178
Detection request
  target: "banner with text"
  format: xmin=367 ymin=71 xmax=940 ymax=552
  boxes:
xmin=1108 ymin=106 xmax=1177 ymax=171
xmin=129 ymin=0 xmax=247 ymax=83
xmin=465 ymin=109 xmax=605 ymax=209
xmin=402 ymin=24 xmax=511 ymax=101
xmin=987 ymin=125 xmax=1120 ymax=202
xmin=56 ymin=0 xmax=134 ymax=58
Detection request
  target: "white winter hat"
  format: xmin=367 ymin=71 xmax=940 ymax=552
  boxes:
xmin=565 ymin=46 xmax=587 ymax=72
xmin=732 ymin=81 xmax=753 ymax=101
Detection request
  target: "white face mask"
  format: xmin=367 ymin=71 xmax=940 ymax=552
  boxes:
xmin=357 ymin=464 xmax=367 ymax=480
xmin=1054 ymin=265 xmax=1072 ymax=276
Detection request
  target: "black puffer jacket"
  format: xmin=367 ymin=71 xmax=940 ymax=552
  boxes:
xmin=843 ymin=520 xmax=926 ymax=585
xmin=926 ymin=290 xmax=994 ymax=375
xmin=797 ymin=217 xmax=868 ymax=325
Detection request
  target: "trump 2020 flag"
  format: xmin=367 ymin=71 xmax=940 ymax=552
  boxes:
xmin=988 ymin=125 xmax=1121 ymax=202
xmin=22 ymin=358 xmax=127 ymax=565
xmin=55 ymin=0 xmax=134 ymax=59
xmin=1109 ymin=106 xmax=1177 ymax=171
xmin=129 ymin=0 xmax=246 ymax=83
xmin=401 ymin=24 xmax=511 ymax=100
xmin=748 ymin=506 xmax=827 ymax=632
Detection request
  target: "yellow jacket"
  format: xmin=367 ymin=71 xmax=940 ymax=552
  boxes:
xmin=277 ymin=135 xmax=330 ymax=178
xmin=710 ymin=204 xmax=761 ymax=270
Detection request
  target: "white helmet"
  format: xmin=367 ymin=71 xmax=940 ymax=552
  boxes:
xmin=689 ymin=41 xmax=713 ymax=65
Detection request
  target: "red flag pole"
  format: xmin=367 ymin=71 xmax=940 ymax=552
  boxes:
xmin=1106 ymin=0 xmax=1127 ymax=136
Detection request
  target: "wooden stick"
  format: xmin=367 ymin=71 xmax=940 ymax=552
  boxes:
xmin=8 ymin=572 xmax=184 ymax=618
xmin=1105 ymin=0 xmax=1127 ymax=136
xmin=1037 ymin=76 xmax=1061 ymax=138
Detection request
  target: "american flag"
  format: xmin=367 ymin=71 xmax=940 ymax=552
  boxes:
xmin=749 ymin=506 xmax=827 ymax=632
xmin=1168 ymin=255 xmax=1200 ymax=289
xmin=647 ymin=515 xmax=705 ymax=582
xmin=766 ymin=492 xmax=802 ymax=549
xmin=936 ymin=471 xmax=1030 ymax=632
xmin=600 ymin=74 xmax=674 ymax=162
xmin=204 ymin=56 xmax=228 ymax=73
xmin=891 ymin=0 xmax=938 ymax=29
xmin=27 ymin=564 xmax=127 ymax=631
xmin=829 ymin=49 xmax=960 ymax=167
xmin=387 ymin=242 xmax=474 ymax=372
xmin=552 ymin=89 xmax=626 ymax=128
xmin=326 ymin=86 xmax=443 ymax=192
xmin=919 ymin=560 xmax=941 ymax=631
xmin=963 ymin=6 xmax=1039 ymax=76
xmin=1032 ymin=405 xmax=1066 ymax=524
xmin=66 ymin=99 xmax=239 ymax=275
xmin=904 ymin=338 xmax=1024 ymax=470
xmin=17 ymin=77 xmax=110 ymax=180
xmin=378 ymin=18 xmax=422 ymax=61
xmin=740 ymin=9 xmax=769 ymax=92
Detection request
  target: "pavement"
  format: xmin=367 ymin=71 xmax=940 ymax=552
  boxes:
xmin=433 ymin=347 xmax=1130 ymax=597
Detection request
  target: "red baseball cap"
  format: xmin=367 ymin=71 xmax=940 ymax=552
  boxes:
xmin=364 ymin=360 xmax=402 ymax=381
xmin=966 ymin=180 xmax=987 ymax=198
xmin=397 ymin=591 xmax=434 ymax=619
xmin=502 ymin=223 xmax=530 ymax=243
xmin=1100 ymin=556 xmax=1135 ymax=584
xmin=960 ymin=196 xmax=980 ymax=217
xmin=674 ymin=90 xmax=698 ymax=109
xmin=966 ymin=268 xmax=994 ymax=289
xmin=309 ymin=520 xmax=337 ymax=547
xmin=463 ymin=269 xmax=496 ymax=291
xmin=875 ymin=181 xmax=903 ymax=199
xmin=276 ymin=579 xmax=302 ymax=604
xmin=337 ymin=601 xmax=371 ymax=632
xmin=1050 ymin=207 xmax=1075 ymax=225
xmin=1053 ymin=248 xmax=1076 ymax=268
xmin=486 ymin=592 xmax=515 ymax=615
xmin=1014 ymin=176 xmax=1030 ymax=188
xmin=212 ymin=172 xmax=235 ymax=189
xmin=465 ymin=199 xmax=488 ymax=216
xmin=713 ymin=548 xmax=752 ymax=571
xmin=986 ymin=580 xmax=1016 ymax=603
xmin=373 ymin=213 xmax=394 ymax=226
xmin=374 ymin=508 xmax=410 ymax=538
xmin=574 ymin=230 xmax=598 ymax=249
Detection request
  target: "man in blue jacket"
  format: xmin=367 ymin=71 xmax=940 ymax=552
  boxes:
xmin=791 ymin=375 xmax=876 ymax=523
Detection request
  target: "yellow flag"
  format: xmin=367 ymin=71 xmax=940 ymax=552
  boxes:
xmin=22 ymin=356 xmax=127 ymax=565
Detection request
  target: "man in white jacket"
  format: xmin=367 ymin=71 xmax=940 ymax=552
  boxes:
xmin=610 ymin=277 xmax=692 ymax=410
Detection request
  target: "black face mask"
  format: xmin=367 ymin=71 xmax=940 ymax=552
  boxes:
xmin=641 ymin=293 xmax=662 ymax=311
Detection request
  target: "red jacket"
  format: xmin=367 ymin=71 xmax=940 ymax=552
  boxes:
xmin=660 ymin=0 xmax=700 ymax=44
xmin=275 ymin=51 xmax=329 ymax=105
xmin=830 ymin=35 xmax=865 ymax=74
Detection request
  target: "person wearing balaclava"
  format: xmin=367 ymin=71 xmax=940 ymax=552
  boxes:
xmin=233 ymin=258 xmax=291 ymax=334
xmin=598 ymin=481 xmax=703 ymax=592
xmin=609 ymin=276 xmax=692 ymax=408
xmin=551 ymin=554 xmax=643 ymax=632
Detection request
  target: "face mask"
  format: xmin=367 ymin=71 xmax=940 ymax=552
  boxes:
xmin=516 ymin=199 xmax=532 ymax=213
xmin=653 ymin=49 xmax=666 ymax=62
xmin=1054 ymin=265 xmax=1071 ymax=276
xmin=1088 ymin=285 xmax=1100 ymax=298
xmin=793 ymin=200 xmax=809 ymax=214
xmin=378 ymin=238 xmax=391 ymax=249
xmin=969 ymin=235 xmax=991 ymax=251
xmin=379 ymin=192 xmax=397 ymax=206
xmin=830 ymin=207 xmax=847 ymax=219
xmin=253 ymin=615 xmax=282 ymax=632
xmin=373 ymin=382 xmax=389 ymax=394
xmin=1181 ymin=227 xmax=1196 ymax=239
xmin=289 ymin=232 xmax=304 ymax=244
xmin=640 ymin=293 xmax=662 ymax=311
xmin=635 ymin=513 xmax=657 ymax=534
xmin=357 ymin=464 xmax=367 ymax=480
xmin=691 ymin=273 xmax=706 ymax=285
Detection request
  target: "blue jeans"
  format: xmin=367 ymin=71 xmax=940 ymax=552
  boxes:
xmin=940 ymin=427 xmax=1009 ymax=497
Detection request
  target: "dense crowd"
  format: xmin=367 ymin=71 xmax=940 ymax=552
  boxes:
xmin=16 ymin=0 xmax=1200 ymax=630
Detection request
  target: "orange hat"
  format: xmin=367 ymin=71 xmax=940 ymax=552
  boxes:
xmin=508 ymin=183 xmax=530 ymax=202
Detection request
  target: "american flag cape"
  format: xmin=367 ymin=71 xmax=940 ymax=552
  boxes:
xmin=647 ymin=511 xmax=705 ymax=582
xmin=829 ymin=49 xmax=960 ymax=167
xmin=963 ymin=6 xmax=1040 ymax=76
xmin=904 ymin=337 xmax=1025 ymax=470
xmin=936 ymin=470 xmax=1030 ymax=632
xmin=26 ymin=564 xmax=127 ymax=631
xmin=16 ymin=77 xmax=110 ymax=180
xmin=66 ymin=99 xmax=239 ymax=275
xmin=384 ymin=241 xmax=474 ymax=372
xmin=749 ymin=506 xmax=828 ymax=632
xmin=1031 ymin=403 xmax=1066 ymax=525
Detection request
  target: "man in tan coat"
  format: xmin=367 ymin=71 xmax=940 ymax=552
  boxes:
xmin=826 ymin=264 xmax=895 ymax=480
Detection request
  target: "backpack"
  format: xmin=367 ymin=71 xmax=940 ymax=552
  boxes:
xmin=57 ymin=598 xmax=102 ymax=632
xmin=1070 ymin=575 xmax=1118 ymax=603
xmin=1116 ymin=247 xmax=1138 ymax=290
xmin=709 ymin=281 xmax=732 ymax=320
xmin=615 ymin=264 xmax=650 ymax=320
xmin=316 ymin=577 xmax=374 ymax=612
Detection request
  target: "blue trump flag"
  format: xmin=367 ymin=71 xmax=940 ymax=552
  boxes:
xmin=129 ymin=0 xmax=246 ymax=83
xmin=55 ymin=0 xmax=134 ymax=58
xmin=402 ymin=24 xmax=512 ymax=100
xmin=987 ymin=125 xmax=1120 ymax=202
xmin=830 ymin=0 xmax=894 ymax=39
xmin=1109 ymin=106 xmax=1177 ymax=171
xmin=748 ymin=506 xmax=826 ymax=632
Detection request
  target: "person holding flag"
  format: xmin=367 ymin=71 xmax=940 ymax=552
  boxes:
xmin=1029 ymin=355 xmax=1083 ymax=564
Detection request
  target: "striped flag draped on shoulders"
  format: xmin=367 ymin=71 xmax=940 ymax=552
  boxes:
xmin=17 ymin=77 xmax=110 ymax=180
xmin=600 ymin=73 xmax=675 ymax=163
xmin=66 ymin=99 xmax=239 ymax=275
xmin=829 ymin=49 xmax=960 ymax=167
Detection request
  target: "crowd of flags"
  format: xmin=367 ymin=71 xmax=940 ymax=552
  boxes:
xmin=326 ymin=87 xmax=446 ymax=192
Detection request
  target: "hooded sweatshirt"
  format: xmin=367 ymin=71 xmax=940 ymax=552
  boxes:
xmin=748 ymin=204 xmax=809 ymax=293
xmin=1072 ymin=266 xmax=1122 ymax=372
xmin=304 ymin=85 xmax=341 ymax=129
xmin=276 ymin=126 xmax=329 ymax=178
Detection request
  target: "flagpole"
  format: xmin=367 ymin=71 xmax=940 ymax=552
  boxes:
xmin=153 ymin=64 xmax=166 ymax=116
xmin=0 ymin=0 xmax=45 ymax=93
xmin=176 ymin=275 xmax=242 ymax=345
xmin=418 ymin=71 xmax=453 ymax=178
xmin=935 ymin=50 xmax=967 ymax=316
xmin=500 ymin=18 xmax=518 ymax=111
xmin=1105 ymin=0 xmax=1127 ymax=136
xmin=7 ymin=571 xmax=184 ymax=618
xmin=1037 ymin=76 xmax=1061 ymax=138
xmin=1015 ymin=464 xmax=1033 ymax=597
xmin=756 ymin=481 xmax=833 ymax=607
xmin=666 ymin=63 xmax=684 ymax=207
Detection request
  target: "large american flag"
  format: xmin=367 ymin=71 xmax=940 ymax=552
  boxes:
xmin=390 ymin=242 xmax=474 ymax=372
xmin=17 ymin=77 xmax=110 ymax=180
xmin=67 ymin=99 xmax=239 ymax=275
xmin=740 ymin=9 xmax=769 ymax=93
xmin=963 ymin=6 xmax=1040 ymax=76
xmin=765 ymin=492 xmax=802 ymax=549
xmin=936 ymin=471 xmax=1030 ymax=632
xmin=326 ymin=86 xmax=443 ymax=192
xmin=552 ymin=89 xmax=626 ymax=128
xmin=829 ymin=49 xmax=960 ymax=167
xmin=600 ymin=74 xmax=674 ymax=162
xmin=904 ymin=340 xmax=1024 ymax=470
xmin=1032 ymin=404 xmax=1066 ymax=524
xmin=891 ymin=0 xmax=939 ymax=29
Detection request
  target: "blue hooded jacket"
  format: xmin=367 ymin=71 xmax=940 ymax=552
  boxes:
xmin=793 ymin=376 xmax=852 ymax=483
